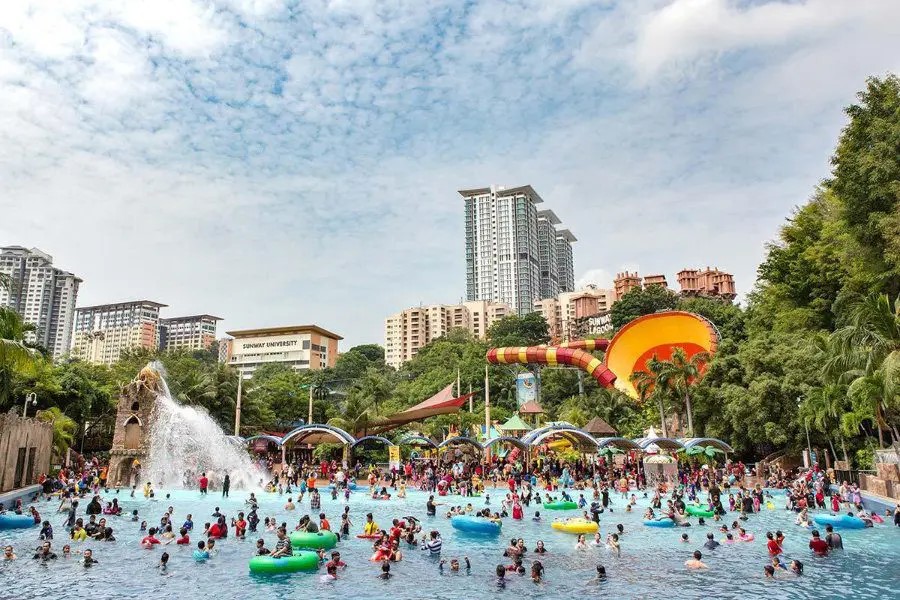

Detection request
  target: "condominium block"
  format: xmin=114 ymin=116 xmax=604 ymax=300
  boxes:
xmin=0 ymin=246 xmax=81 ymax=359
xmin=159 ymin=314 xmax=222 ymax=351
xmin=556 ymin=229 xmax=576 ymax=293
xmin=385 ymin=300 xmax=511 ymax=369
xmin=537 ymin=210 xmax=561 ymax=299
xmin=534 ymin=285 xmax=615 ymax=342
xmin=225 ymin=325 xmax=341 ymax=378
xmin=71 ymin=300 xmax=166 ymax=365
xmin=677 ymin=268 xmax=736 ymax=300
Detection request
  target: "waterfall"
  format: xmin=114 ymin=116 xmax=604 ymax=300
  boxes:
xmin=142 ymin=362 xmax=266 ymax=490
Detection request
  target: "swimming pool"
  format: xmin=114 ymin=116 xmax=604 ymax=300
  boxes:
xmin=1 ymin=487 xmax=898 ymax=600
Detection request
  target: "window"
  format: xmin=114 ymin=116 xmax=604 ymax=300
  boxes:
xmin=302 ymin=340 xmax=310 ymax=349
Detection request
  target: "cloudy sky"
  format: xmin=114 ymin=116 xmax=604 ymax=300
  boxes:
xmin=2 ymin=0 xmax=898 ymax=348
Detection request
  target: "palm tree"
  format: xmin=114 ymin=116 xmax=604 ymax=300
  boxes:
xmin=655 ymin=348 xmax=709 ymax=437
xmin=38 ymin=406 xmax=77 ymax=456
xmin=0 ymin=306 xmax=40 ymax=407
xmin=827 ymin=293 xmax=900 ymax=446
xmin=631 ymin=356 xmax=670 ymax=437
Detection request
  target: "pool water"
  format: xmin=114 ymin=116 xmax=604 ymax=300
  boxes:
xmin=1 ymin=487 xmax=898 ymax=600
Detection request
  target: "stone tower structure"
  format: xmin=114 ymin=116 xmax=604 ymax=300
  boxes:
xmin=107 ymin=366 xmax=162 ymax=487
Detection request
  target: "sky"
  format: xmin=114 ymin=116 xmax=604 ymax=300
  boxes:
xmin=2 ymin=0 xmax=899 ymax=349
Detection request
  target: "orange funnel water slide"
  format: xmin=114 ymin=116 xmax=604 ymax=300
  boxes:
xmin=485 ymin=311 xmax=718 ymax=398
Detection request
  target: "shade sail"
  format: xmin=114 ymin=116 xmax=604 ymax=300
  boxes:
xmin=499 ymin=414 xmax=532 ymax=433
xmin=367 ymin=383 xmax=474 ymax=434
xmin=518 ymin=400 xmax=544 ymax=414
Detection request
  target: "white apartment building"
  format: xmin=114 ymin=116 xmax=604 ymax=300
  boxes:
xmin=159 ymin=314 xmax=222 ymax=351
xmin=534 ymin=285 xmax=615 ymax=342
xmin=385 ymin=300 xmax=511 ymax=369
xmin=71 ymin=300 xmax=166 ymax=365
xmin=0 ymin=246 xmax=81 ymax=359
xmin=556 ymin=229 xmax=577 ymax=292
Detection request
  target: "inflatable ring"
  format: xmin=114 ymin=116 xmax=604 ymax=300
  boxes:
xmin=450 ymin=515 xmax=502 ymax=535
xmin=357 ymin=534 xmax=381 ymax=540
xmin=643 ymin=519 xmax=675 ymax=528
xmin=551 ymin=519 xmax=598 ymax=534
xmin=812 ymin=514 xmax=867 ymax=530
xmin=543 ymin=501 xmax=578 ymax=511
xmin=685 ymin=505 xmax=714 ymax=518
xmin=249 ymin=552 xmax=319 ymax=574
xmin=0 ymin=514 xmax=36 ymax=530
xmin=290 ymin=530 xmax=338 ymax=549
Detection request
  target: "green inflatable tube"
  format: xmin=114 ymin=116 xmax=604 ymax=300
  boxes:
xmin=290 ymin=530 xmax=338 ymax=550
xmin=685 ymin=505 xmax=714 ymax=518
xmin=543 ymin=501 xmax=578 ymax=510
xmin=249 ymin=552 xmax=319 ymax=574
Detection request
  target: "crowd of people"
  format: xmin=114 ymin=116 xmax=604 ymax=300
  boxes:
xmin=2 ymin=452 xmax=898 ymax=592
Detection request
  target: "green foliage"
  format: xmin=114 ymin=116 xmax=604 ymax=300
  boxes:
xmin=610 ymin=285 xmax=679 ymax=329
xmin=0 ymin=306 xmax=40 ymax=406
xmin=487 ymin=313 xmax=550 ymax=347
xmin=38 ymin=406 xmax=77 ymax=456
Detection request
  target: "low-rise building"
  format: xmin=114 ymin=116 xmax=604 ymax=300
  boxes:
xmin=225 ymin=325 xmax=342 ymax=378
xmin=677 ymin=267 xmax=736 ymax=300
xmin=533 ymin=285 xmax=615 ymax=342
xmin=158 ymin=314 xmax=222 ymax=351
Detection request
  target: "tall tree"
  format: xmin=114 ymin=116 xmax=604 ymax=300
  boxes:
xmin=0 ymin=306 xmax=40 ymax=407
xmin=655 ymin=348 xmax=709 ymax=437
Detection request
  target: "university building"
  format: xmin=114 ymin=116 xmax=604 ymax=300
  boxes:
xmin=224 ymin=325 xmax=342 ymax=378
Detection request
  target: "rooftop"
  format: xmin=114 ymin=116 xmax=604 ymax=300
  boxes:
xmin=160 ymin=314 xmax=223 ymax=322
xmin=537 ymin=209 xmax=561 ymax=224
xmin=556 ymin=229 xmax=577 ymax=242
xmin=225 ymin=324 xmax=343 ymax=340
xmin=457 ymin=184 xmax=544 ymax=204
xmin=76 ymin=300 xmax=167 ymax=311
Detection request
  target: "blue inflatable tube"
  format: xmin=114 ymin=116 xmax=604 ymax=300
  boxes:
xmin=813 ymin=514 xmax=867 ymax=529
xmin=643 ymin=518 xmax=675 ymax=528
xmin=0 ymin=514 xmax=36 ymax=529
xmin=451 ymin=515 xmax=502 ymax=535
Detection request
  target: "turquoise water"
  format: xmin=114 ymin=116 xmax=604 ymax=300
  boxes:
xmin=1 ymin=487 xmax=898 ymax=600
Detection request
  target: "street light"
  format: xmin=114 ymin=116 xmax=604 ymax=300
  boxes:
xmin=22 ymin=392 xmax=37 ymax=418
xmin=798 ymin=396 xmax=813 ymax=467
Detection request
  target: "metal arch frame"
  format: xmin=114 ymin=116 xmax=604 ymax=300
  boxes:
xmin=244 ymin=434 xmax=283 ymax=447
xmin=351 ymin=435 xmax=395 ymax=449
xmin=482 ymin=436 xmax=530 ymax=451
xmin=280 ymin=423 xmax=356 ymax=446
xmin=521 ymin=424 xmax=599 ymax=450
xmin=678 ymin=437 xmax=734 ymax=453
xmin=437 ymin=436 xmax=484 ymax=450
xmin=595 ymin=437 xmax=641 ymax=450
xmin=396 ymin=434 xmax=438 ymax=448
xmin=632 ymin=437 xmax=685 ymax=451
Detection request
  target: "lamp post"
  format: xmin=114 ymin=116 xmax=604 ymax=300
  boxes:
xmin=798 ymin=396 xmax=813 ymax=467
xmin=22 ymin=392 xmax=37 ymax=418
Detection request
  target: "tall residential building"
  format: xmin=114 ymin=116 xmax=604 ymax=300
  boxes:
xmin=159 ymin=315 xmax=222 ymax=351
xmin=643 ymin=274 xmax=669 ymax=289
xmin=225 ymin=325 xmax=342 ymax=378
xmin=71 ymin=300 xmax=166 ymax=365
xmin=556 ymin=229 xmax=577 ymax=292
xmin=536 ymin=210 xmax=561 ymax=299
xmin=613 ymin=271 xmax=642 ymax=298
xmin=460 ymin=185 xmax=543 ymax=315
xmin=0 ymin=246 xmax=81 ymax=359
xmin=385 ymin=300 xmax=511 ymax=369
xmin=677 ymin=267 xmax=736 ymax=300
xmin=534 ymin=285 xmax=615 ymax=342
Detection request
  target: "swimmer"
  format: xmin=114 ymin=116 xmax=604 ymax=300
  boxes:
xmin=320 ymin=563 xmax=338 ymax=582
xmin=531 ymin=560 xmax=544 ymax=583
xmin=764 ymin=565 xmax=775 ymax=578
xmin=439 ymin=556 xmax=470 ymax=573
xmin=681 ymin=533 xmax=689 ymax=543
xmin=790 ymin=559 xmax=804 ymax=575
xmin=685 ymin=550 xmax=707 ymax=569
xmin=4 ymin=544 xmax=17 ymax=560
xmin=534 ymin=540 xmax=547 ymax=554
xmin=575 ymin=534 xmax=587 ymax=550
xmin=593 ymin=532 xmax=603 ymax=546
xmin=606 ymin=533 xmax=620 ymax=556
xmin=378 ymin=561 xmax=392 ymax=579
xmin=591 ymin=564 xmax=607 ymax=583
xmin=157 ymin=552 xmax=169 ymax=573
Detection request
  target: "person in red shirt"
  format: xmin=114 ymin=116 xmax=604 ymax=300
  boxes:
xmin=208 ymin=521 xmax=226 ymax=539
xmin=319 ymin=513 xmax=330 ymax=532
xmin=809 ymin=530 xmax=829 ymax=556
xmin=176 ymin=528 xmax=190 ymax=545
xmin=234 ymin=512 xmax=247 ymax=539
xmin=325 ymin=550 xmax=347 ymax=570
xmin=198 ymin=473 xmax=209 ymax=495
xmin=765 ymin=531 xmax=782 ymax=556
xmin=141 ymin=528 xmax=163 ymax=548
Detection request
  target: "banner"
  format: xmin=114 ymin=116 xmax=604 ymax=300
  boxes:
xmin=515 ymin=372 xmax=536 ymax=406
xmin=388 ymin=445 xmax=401 ymax=470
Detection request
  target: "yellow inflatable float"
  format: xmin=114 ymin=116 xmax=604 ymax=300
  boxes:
xmin=551 ymin=518 xmax=598 ymax=534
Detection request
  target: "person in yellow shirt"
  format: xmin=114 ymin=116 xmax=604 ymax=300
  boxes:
xmin=363 ymin=513 xmax=379 ymax=535
xmin=71 ymin=522 xmax=88 ymax=542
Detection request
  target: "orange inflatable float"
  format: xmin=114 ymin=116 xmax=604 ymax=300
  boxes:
xmin=486 ymin=311 xmax=718 ymax=398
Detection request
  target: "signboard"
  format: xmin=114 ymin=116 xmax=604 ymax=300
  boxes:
xmin=516 ymin=372 xmax=536 ymax=407
xmin=571 ymin=311 xmax=613 ymax=339
xmin=388 ymin=445 xmax=401 ymax=471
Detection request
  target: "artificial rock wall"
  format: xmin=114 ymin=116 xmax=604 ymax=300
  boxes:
xmin=0 ymin=410 xmax=52 ymax=493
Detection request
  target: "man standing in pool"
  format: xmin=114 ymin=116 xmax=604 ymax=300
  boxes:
xmin=198 ymin=473 xmax=208 ymax=495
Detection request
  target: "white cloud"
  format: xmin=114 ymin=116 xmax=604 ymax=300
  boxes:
xmin=1 ymin=0 xmax=898 ymax=348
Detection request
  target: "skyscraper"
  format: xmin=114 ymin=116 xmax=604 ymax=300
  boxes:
xmin=462 ymin=184 xmax=572 ymax=315
xmin=537 ymin=210 xmax=561 ymax=299
xmin=158 ymin=314 xmax=222 ymax=351
xmin=0 ymin=246 xmax=81 ymax=359
xmin=556 ymin=229 xmax=576 ymax=293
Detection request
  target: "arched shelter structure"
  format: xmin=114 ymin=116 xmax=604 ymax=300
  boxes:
xmin=521 ymin=424 xmax=599 ymax=452
xmin=595 ymin=437 xmax=641 ymax=451
xmin=438 ymin=436 xmax=484 ymax=450
xmin=244 ymin=434 xmax=282 ymax=455
xmin=351 ymin=435 xmax=394 ymax=449
xmin=281 ymin=424 xmax=356 ymax=446
xmin=678 ymin=438 xmax=734 ymax=453
xmin=482 ymin=436 xmax=529 ymax=451
xmin=396 ymin=433 xmax=438 ymax=448
xmin=632 ymin=437 xmax=685 ymax=452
